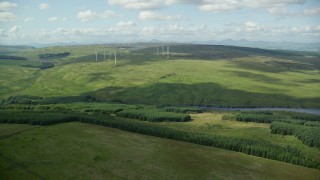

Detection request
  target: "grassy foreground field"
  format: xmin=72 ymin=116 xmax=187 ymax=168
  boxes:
xmin=1 ymin=122 xmax=319 ymax=179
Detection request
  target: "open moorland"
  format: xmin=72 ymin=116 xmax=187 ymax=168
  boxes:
xmin=0 ymin=44 xmax=320 ymax=179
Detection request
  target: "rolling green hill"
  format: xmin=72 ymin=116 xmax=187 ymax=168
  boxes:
xmin=1 ymin=123 xmax=319 ymax=179
xmin=1 ymin=44 xmax=319 ymax=107
xmin=0 ymin=43 xmax=320 ymax=178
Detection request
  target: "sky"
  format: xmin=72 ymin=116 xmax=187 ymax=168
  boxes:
xmin=0 ymin=0 xmax=319 ymax=45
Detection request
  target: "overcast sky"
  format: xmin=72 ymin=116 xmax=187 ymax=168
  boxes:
xmin=0 ymin=0 xmax=319 ymax=45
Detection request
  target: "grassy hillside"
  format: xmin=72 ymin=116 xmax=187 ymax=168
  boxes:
xmin=1 ymin=122 xmax=319 ymax=179
xmin=0 ymin=44 xmax=319 ymax=108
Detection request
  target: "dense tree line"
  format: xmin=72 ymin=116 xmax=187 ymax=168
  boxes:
xmin=0 ymin=55 xmax=27 ymax=60
xmin=163 ymin=107 xmax=203 ymax=113
xmin=1 ymin=95 xmax=42 ymax=105
xmin=291 ymin=114 xmax=320 ymax=121
xmin=39 ymin=62 xmax=54 ymax=69
xmin=0 ymin=111 xmax=79 ymax=125
xmin=38 ymin=52 xmax=70 ymax=59
xmin=276 ymin=118 xmax=320 ymax=127
xmin=270 ymin=122 xmax=320 ymax=148
xmin=116 ymin=109 xmax=191 ymax=122
xmin=0 ymin=110 xmax=319 ymax=169
xmin=235 ymin=113 xmax=278 ymax=123
xmin=20 ymin=62 xmax=54 ymax=69
xmin=240 ymin=111 xmax=273 ymax=115
xmin=81 ymin=108 xmax=123 ymax=114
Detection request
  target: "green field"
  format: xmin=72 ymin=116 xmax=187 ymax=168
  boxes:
xmin=0 ymin=44 xmax=320 ymax=178
xmin=1 ymin=44 xmax=319 ymax=107
xmin=1 ymin=123 xmax=319 ymax=179
xmin=158 ymin=112 xmax=320 ymax=160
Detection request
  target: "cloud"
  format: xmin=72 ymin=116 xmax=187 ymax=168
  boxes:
xmin=199 ymin=0 xmax=240 ymax=12
xmin=267 ymin=6 xmax=320 ymax=17
xmin=9 ymin=25 xmax=21 ymax=34
xmin=0 ymin=2 xmax=17 ymax=11
xmin=77 ymin=10 xmax=118 ymax=22
xmin=100 ymin=10 xmax=118 ymax=18
xmin=267 ymin=7 xmax=294 ymax=15
xmin=303 ymin=7 xmax=320 ymax=16
xmin=108 ymin=0 xmax=308 ymax=13
xmin=108 ymin=0 xmax=165 ymax=10
xmin=243 ymin=0 xmax=307 ymax=8
xmin=139 ymin=11 xmax=184 ymax=21
xmin=77 ymin=10 xmax=97 ymax=22
xmin=0 ymin=12 xmax=15 ymax=21
xmin=24 ymin=17 xmax=34 ymax=22
xmin=47 ymin=17 xmax=67 ymax=22
xmin=117 ymin=21 xmax=136 ymax=28
xmin=48 ymin=17 xmax=58 ymax=22
xmin=39 ymin=3 xmax=49 ymax=10
xmin=244 ymin=21 xmax=261 ymax=32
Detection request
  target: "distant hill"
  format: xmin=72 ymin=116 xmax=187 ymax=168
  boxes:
xmin=201 ymin=39 xmax=320 ymax=52
xmin=0 ymin=45 xmax=34 ymax=55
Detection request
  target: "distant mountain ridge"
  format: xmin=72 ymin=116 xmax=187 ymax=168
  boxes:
xmin=200 ymin=39 xmax=320 ymax=52
xmin=1 ymin=39 xmax=320 ymax=52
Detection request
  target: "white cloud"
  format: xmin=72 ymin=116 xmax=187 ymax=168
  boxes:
xmin=199 ymin=0 xmax=240 ymax=12
xmin=106 ymin=0 xmax=310 ymax=13
xmin=108 ymin=0 xmax=164 ymax=10
xmin=139 ymin=11 xmax=184 ymax=21
xmin=100 ymin=10 xmax=118 ymax=18
xmin=267 ymin=7 xmax=294 ymax=15
xmin=77 ymin=10 xmax=96 ymax=22
xmin=24 ymin=17 xmax=34 ymax=22
xmin=0 ymin=12 xmax=15 ymax=21
xmin=303 ymin=7 xmax=320 ymax=16
xmin=267 ymin=6 xmax=320 ymax=16
xmin=77 ymin=10 xmax=118 ymax=22
xmin=9 ymin=25 xmax=21 ymax=34
xmin=117 ymin=21 xmax=136 ymax=28
xmin=244 ymin=21 xmax=261 ymax=32
xmin=243 ymin=0 xmax=307 ymax=8
xmin=2 ymin=23 xmax=320 ymax=45
xmin=291 ymin=26 xmax=311 ymax=33
xmin=47 ymin=17 xmax=67 ymax=22
xmin=39 ymin=3 xmax=49 ymax=10
xmin=48 ymin=17 xmax=58 ymax=22
xmin=0 ymin=2 xmax=17 ymax=11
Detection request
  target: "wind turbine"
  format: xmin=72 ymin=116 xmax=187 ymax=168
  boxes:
xmin=95 ymin=50 xmax=97 ymax=62
xmin=114 ymin=51 xmax=117 ymax=66
xmin=162 ymin=45 xmax=164 ymax=58
xmin=104 ymin=48 xmax=106 ymax=60
xmin=167 ymin=47 xmax=170 ymax=59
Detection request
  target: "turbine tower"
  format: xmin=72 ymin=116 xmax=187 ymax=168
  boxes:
xmin=162 ymin=45 xmax=164 ymax=58
xmin=114 ymin=51 xmax=117 ymax=66
xmin=95 ymin=50 xmax=97 ymax=62
xmin=167 ymin=47 xmax=170 ymax=59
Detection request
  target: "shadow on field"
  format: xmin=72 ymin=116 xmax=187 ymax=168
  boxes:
xmin=231 ymin=58 xmax=320 ymax=73
xmin=90 ymin=82 xmax=320 ymax=108
xmin=223 ymin=70 xmax=284 ymax=84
